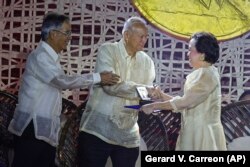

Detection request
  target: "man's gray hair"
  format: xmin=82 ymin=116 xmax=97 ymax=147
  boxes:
xmin=122 ymin=16 xmax=147 ymax=35
xmin=41 ymin=12 xmax=69 ymax=41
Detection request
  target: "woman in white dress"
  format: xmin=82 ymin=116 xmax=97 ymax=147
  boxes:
xmin=141 ymin=32 xmax=227 ymax=150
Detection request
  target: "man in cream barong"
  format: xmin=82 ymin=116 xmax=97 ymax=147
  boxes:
xmin=78 ymin=16 xmax=155 ymax=167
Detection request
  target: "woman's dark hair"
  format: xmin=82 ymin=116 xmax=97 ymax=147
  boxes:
xmin=41 ymin=12 xmax=69 ymax=41
xmin=190 ymin=32 xmax=219 ymax=64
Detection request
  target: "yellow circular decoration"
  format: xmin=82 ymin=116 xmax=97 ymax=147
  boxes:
xmin=131 ymin=0 xmax=250 ymax=41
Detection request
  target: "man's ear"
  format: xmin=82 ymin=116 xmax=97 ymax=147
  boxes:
xmin=123 ymin=31 xmax=129 ymax=43
xmin=48 ymin=30 xmax=57 ymax=40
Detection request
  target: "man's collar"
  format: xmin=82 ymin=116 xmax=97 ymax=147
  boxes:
xmin=119 ymin=39 xmax=137 ymax=60
xmin=40 ymin=41 xmax=60 ymax=62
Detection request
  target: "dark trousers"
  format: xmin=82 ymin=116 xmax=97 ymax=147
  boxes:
xmin=78 ymin=132 xmax=139 ymax=167
xmin=11 ymin=122 xmax=56 ymax=167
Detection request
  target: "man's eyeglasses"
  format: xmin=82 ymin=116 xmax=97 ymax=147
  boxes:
xmin=52 ymin=29 xmax=72 ymax=36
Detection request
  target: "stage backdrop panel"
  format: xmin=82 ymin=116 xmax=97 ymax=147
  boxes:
xmin=0 ymin=0 xmax=250 ymax=106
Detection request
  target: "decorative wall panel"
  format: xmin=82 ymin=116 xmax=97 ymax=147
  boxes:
xmin=0 ymin=0 xmax=250 ymax=106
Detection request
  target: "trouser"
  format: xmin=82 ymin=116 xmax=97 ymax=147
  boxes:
xmin=12 ymin=121 xmax=56 ymax=167
xmin=78 ymin=132 xmax=139 ymax=167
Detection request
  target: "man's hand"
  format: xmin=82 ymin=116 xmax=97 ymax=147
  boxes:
xmin=100 ymin=71 xmax=120 ymax=85
xmin=147 ymin=85 xmax=162 ymax=100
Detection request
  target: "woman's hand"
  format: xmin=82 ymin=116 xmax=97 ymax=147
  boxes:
xmin=141 ymin=101 xmax=173 ymax=114
xmin=140 ymin=103 xmax=155 ymax=115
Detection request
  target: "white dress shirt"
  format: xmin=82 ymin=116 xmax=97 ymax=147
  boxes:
xmin=8 ymin=41 xmax=100 ymax=146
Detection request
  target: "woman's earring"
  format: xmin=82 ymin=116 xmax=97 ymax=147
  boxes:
xmin=200 ymin=55 xmax=205 ymax=61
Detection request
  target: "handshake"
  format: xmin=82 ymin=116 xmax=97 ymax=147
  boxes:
xmin=135 ymin=86 xmax=162 ymax=114
xmin=146 ymin=85 xmax=163 ymax=100
xmin=139 ymin=85 xmax=173 ymax=115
